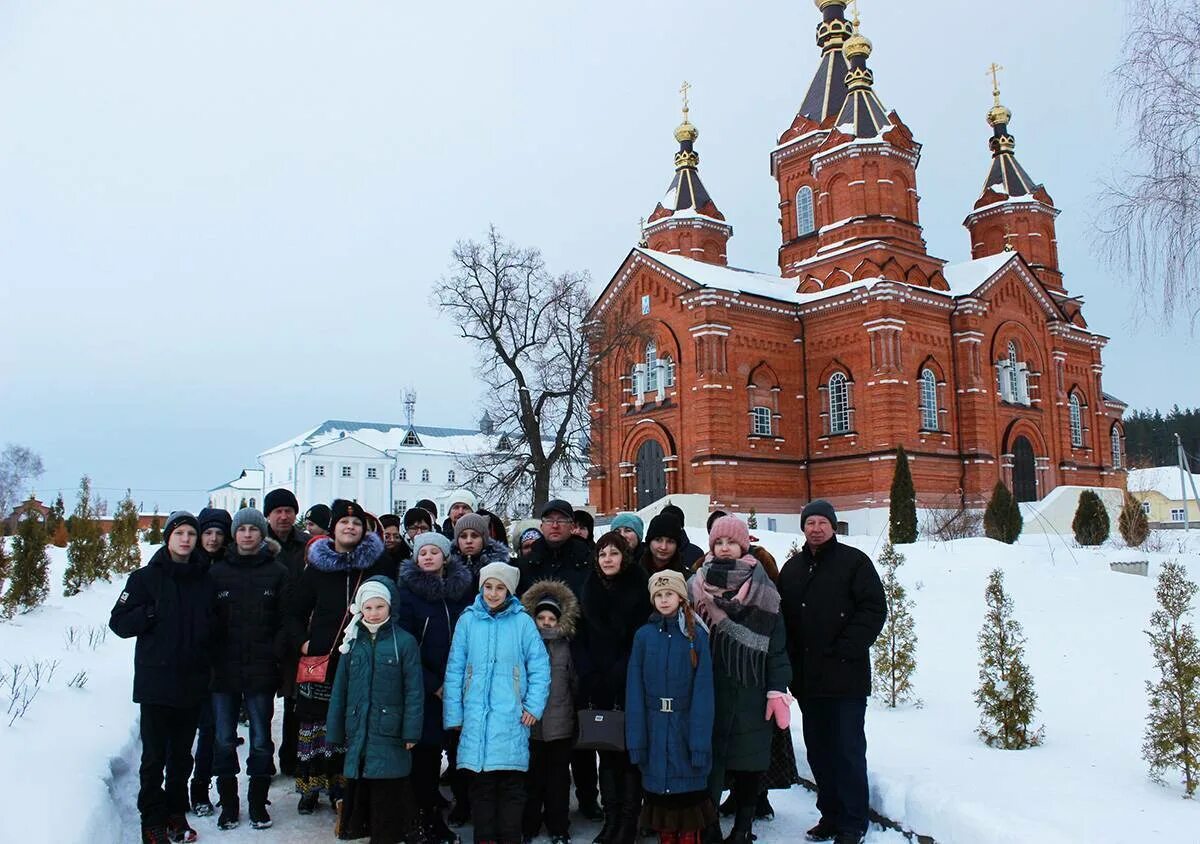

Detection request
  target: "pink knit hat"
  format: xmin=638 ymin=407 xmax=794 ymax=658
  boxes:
xmin=708 ymin=515 xmax=751 ymax=555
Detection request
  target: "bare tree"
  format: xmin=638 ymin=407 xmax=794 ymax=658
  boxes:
xmin=0 ymin=445 xmax=44 ymax=518
xmin=1097 ymin=0 xmax=1200 ymax=330
xmin=433 ymin=227 xmax=646 ymax=514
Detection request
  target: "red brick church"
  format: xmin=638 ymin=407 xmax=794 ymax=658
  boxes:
xmin=587 ymin=0 xmax=1127 ymax=519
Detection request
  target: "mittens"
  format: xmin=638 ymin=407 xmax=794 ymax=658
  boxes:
xmin=765 ymin=695 xmax=792 ymax=729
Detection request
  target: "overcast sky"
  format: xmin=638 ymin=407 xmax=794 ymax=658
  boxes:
xmin=1 ymin=0 xmax=1193 ymax=512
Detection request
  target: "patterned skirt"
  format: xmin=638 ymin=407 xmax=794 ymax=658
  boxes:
xmin=295 ymin=720 xmax=347 ymax=797
xmin=640 ymin=791 xmax=716 ymax=833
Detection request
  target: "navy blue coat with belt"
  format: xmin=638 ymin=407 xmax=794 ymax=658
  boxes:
xmin=625 ymin=611 xmax=715 ymax=795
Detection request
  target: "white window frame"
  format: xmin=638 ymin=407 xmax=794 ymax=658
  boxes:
xmin=314 ymin=465 xmax=325 ymax=478
xmin=829 ymin=372 xmax=850 ymax=434
xmin=421 ymin=469 xmax=430 ymax=483
xmin=341 ymin=465 xmax=353 ymax=478
xmin=663 ymin=355 xmax=676 ymax=388
xmin=394 ymin=499 xmax=406 ymax=514
xmin=1111 ymin=426 xmax=1122 ymax=468
xmin=751 ymin=405 xmax=773 ymax=436
xmin=645 ymin=341 xmax=659 ymax=392
xmin=919 ymin=368 xmax=938 ymax=430
xmin=641 ymin=294 xmax=651 ymax=315
xmin=1172 ymin=508 xmax=1186 ymax=523
xmin=367 ymin=467 xmax=378 ymax=479
xmin=397 ymin=467 xmax=407 ymax=481
xmin=448 ymin=470 xmax=456 ymax=484
xmin=796 ymin=186 xmax=815 ymax=236
xmin=1142 ymin=501 xmax=1151 ymax=516
xmin=1069 ymin=394 xmax=1083 ymax=448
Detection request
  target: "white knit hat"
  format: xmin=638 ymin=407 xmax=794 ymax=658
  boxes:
xmin=477 ymin=562 xmax=520 ymax=596
xmin=339 ymin=580 xmax=393 ymax=653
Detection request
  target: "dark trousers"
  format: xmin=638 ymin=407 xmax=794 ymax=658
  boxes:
xmin=598 ymin=750 xmax=641 ymax=828
xmin=192 ymin=695 xmax=214 ymax=785
xmin=470 ymin=770 xmax=525 ymax=844
xmin=800 ymin=696 xmax=869 ymax=836
xmin=448 ymin=731 xmax=471 ymax=811
xmin=411 ymin=744 xmax=444 ymax=806
xmin=138 ymin=703 xmax=202 ymax=825
xmin=571 ymin=747 xmax=599 ymax=805
xmin=343 ymin=776 xmax=414 ymax=844
xmin=213 ymin=691 xmax=276 ymax=778
xmin=523 ymin=738 xmax=572 ymax=837
xmin=279 ymin=695 xmax=298 ymax=774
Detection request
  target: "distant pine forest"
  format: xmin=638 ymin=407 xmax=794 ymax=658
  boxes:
xmin=1124 ymin=407 xmax=1200 ymax=469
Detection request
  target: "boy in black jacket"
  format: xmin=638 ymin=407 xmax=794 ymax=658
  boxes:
xmin=110 ymin=511 xmax=215 ymax=844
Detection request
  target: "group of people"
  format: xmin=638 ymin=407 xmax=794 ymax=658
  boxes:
xmin=111 ymin=488 xmax=886 ymax=844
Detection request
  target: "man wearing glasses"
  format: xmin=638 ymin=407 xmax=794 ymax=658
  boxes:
xmin=516 ymin=499 xmax=593 ymax=598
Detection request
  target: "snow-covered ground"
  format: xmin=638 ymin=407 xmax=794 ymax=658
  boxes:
xmin=4 ymin=530 xmax=1200 ymax=843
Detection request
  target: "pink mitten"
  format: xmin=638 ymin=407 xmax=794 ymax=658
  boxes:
xmin=765 ymin=696 xmax=791 ymax=729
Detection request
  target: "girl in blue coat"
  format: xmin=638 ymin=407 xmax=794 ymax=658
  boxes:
xmin=443 ymin=561 xmax=550 ymax=844
xmin=327 ymin=576 xmax=424 ymax=843
xmin=626 ymin=570 xmax=715 ymax=844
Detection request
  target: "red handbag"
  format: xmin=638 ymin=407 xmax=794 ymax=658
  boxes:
xmin=295 ymin=572 xmax=362 ymax=685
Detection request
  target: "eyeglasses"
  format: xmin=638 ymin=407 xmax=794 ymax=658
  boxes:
xmin=541 ymin=518 xmax=573 ymax=527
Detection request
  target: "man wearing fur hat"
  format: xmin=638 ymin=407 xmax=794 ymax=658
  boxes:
xmin=778 ymin=501 xmax=886 ymax=844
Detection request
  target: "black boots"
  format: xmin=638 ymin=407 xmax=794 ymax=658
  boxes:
xmin=216 ymin=776 xmax=240 ymax=830
xmin=297 ymin=791 xmax=320 ymax=815
xmin=189 ymin=778 xmax=214 ymax=817
xmin=723 ymin=808 xmax=754 ymax=844
xmin=610 ymin=769 xmax=642 ymax=844
xmin=422 ymin=807 xmax=462 ymax=844
xmin=248 ymin=776 xmax=272 ymax=829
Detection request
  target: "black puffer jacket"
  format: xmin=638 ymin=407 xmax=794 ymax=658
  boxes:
xmin=109 ymin=546 xmax=214 ymax=707
xmin=518 ymin=535 xmax=593 ymax=597
xmin=574 ymin=562 xmax=650 ymax=710
xmin=270 ymin=524 xmax=312 ymax=582
xmin=210 ymin=540 xmax=290 ymax=695
xmin=777 ymin=536 xmax=886 ymax=698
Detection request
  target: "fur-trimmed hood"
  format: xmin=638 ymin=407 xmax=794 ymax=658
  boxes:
xmin=520 ymin=578 xmax=579 ymax=638
xmin=398 ymin=556 xmax=473 ymax=603
xmin=306 ymin=531 xmax=385 ymax=573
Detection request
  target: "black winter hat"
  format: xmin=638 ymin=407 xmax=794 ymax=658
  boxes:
xmin=329 ymin=499 xmax=368 ymax=530
xmin=646 ymin=513 xmax=683 ymax=545
xmin=379 ymin=514 xmax=402 ymax=530
xmin=163 ymin=510 xmax=200 ymax=543
xmin=540 ymin=498 xmax=574 ymax=520
xmin=415 ymin=498 xmax=439 ymax=520
xmin=661 ymin=504 xmax=686 ymax=523
xmin=197 ymin=507 xmax=232 ymax=539
xmin=573 ymin=509 xmax=595 ymax=539
xmin=404 ymin=507 xmax=434 ymax=530
xmin=534 ymin=596 xmax=562 ymax=619
xmin=801 ymin=499 xmax=838 ymax=528
xmin=706 ymin=509 xmax=728 ymax=533
xmin=304 ymin=504 xmax=331 ymax=531
xmin=264 ymin=488 xmax=299 ymax=516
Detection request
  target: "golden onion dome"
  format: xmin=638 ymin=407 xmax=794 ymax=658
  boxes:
xmin=843 ymin=31 xmax=871 ymax=59
xmin=674 ymin=119 xmax=699 ymax=144
xmin=987 ymin=102 xmax=1012 ymax=127
xmin=814 ymin=0 xmax=845 ymax=9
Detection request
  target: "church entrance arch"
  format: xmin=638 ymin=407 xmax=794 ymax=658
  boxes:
xmin=1012 ymin=436 xmax=1037 ymax=503
xmin=636 ymin=439 xmax=667 ymax=510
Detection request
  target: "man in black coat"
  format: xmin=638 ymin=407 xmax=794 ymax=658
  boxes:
xmin=190 ymin=506 xmax=231 ymax=815
xmin=778 ymin=500 xmax=885 ymax=844
xmin=517 ymin=499 xmax=594 ymax=597
xmin=209 ymin=507 xmax=290 ymax=830
xmin=263 ymin=487 xmax=310 ymax=777
xmin=110 ymin=511 xmax=215 ymax=844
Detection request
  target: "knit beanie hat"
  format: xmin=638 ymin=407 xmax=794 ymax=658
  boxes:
xmin=197 ymin=507 xmax=232 ymax=539
xmin=415 ymin=499 xmax=439 ymax=520
xmin=801 ymin=499 xmax=838 ymax=529
xmin=163 ymin=510 xmax=199 ymax=543
xmin=379 ymin=514 xmax=402 ymax=530
xmin=477 ymin=562 xmax=520 ymax=596
xmin=646 ymin=513 xmax=683 ymax=545
xmin=708 ymin=514 xmax=751 ymax=555
xmin=534 ymin=595 xmax=562 ymax=619
xmin=454 ymin=513 xmax=491 ymax=541
xmin=263 ymin=488 xmax=299 ymax=516
xmin=519 ymin=527 xmax=543 ymax=546
xmin=304 ymin=504 xmax=331 ymax=531
xmin=330 ymin=499 xmax=369 ymax=531
xmin=647 ymin=570 xmax=688 ymax=602
xmin=412 ymin=531 xmax=452 ymax=559
xmin=661 ymin=504 xmax=687 ymax=524
xmin=404 ymin=507 xmax=433 ymax=530
xmin=232 ymin=507 xmax=269 ymax=537
xmin=446 ymin=489 xmax=478 ymax=512
xmin=574 ymin=510 xmax=595 ymax=538
xmin=339 ymin=580 xmax=393 ymax=653
xmin=610 ymin=513 xmax=644 ymax=542
xmin=706 ymin=510 xmax=729 ymax=533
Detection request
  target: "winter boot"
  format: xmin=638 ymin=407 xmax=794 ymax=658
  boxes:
xmin=190 ymin=778 xmax=214 ymax=817
xmin=248 ymin=776 xmax=272 ymax=829
xmin=700 ymin=821 xmax=723 ymax=844
xmin=166 ymin=814 xmax=198 ymax=842
xmin=297 ymin=791 xmax=320 ymax=815
xmin=804 ymin=819 xmax=837 ymax=842
xmin=217 ymin=775 xmax=240 ymax=830
xmin=447 ymin=798 xmax=471 ymax=828
xmin=722 ymin=808 xmax=754 ymax=844
xmin=753 ymin=792 xmax=773 ymax=822
xmin=425 ymin=807 xmax=462 ymax=844
xmin=142 ymin=822 xmax=171 ymax=844
xmin=831 ymin=835 xmax=865 ymax=844
xmin=578 ymin=797 xmax=604 ymax=822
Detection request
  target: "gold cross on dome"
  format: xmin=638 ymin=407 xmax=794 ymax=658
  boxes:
xmin=848 ymin=0 xmax=861 ymax=28
xmin=988 ymin=62 xmax=1004 ymax=104
xmin=679 ymin=80 xmax=691 ymax=120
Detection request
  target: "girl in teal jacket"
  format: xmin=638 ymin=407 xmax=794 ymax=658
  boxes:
xmin=327 ymin=576 xmax=424 ymax=842
xmin=443 ymin=562 xmax=550 ymax=844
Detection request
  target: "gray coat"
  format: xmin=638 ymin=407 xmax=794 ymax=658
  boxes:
xmin=521 ymin=579 xmax=580 ymax=742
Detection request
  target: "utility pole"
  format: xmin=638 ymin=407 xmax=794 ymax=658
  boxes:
xmin=1176 ymin=433 xmax=1200 ymax=531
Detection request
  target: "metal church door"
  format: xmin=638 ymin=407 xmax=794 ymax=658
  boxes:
xmin=636 ymin=440 xmax=666 ymax=510
xmin=1012 ymin=436 xmax=1037 ymax=502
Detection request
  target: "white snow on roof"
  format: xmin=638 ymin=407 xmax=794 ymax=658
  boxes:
xmin=1128 ymin=467 xmax=1200 ymax=500
xmin=209 ymin=469 xmax=264 ymax=492
xmin=637 ymin=248 xmax=800 ymax=302
xmin=260 ymin=421 xmax=500 ymax=459
xmin=941 ymin=252 xmax=1016 ymax=296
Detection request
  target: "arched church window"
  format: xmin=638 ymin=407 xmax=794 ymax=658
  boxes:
xmin=1069 ymin=394 xmax=1083 ymax=448
xmin=997 ymin=340 xmax=1030 ymax=405
xmin=663 ymin=354 xmax=676 ymax=387
xmin=645 ymin=340 xmax=659 ymax=392
xmin=1111 ymin=425 xmax=1122 ymax=468
xmin=919 ymin=368 xmax=939 ymax=430
xmin=751 ymin=406 xmax=773 ymax=437
xmin=796 ymin=186 xmax=815 ymax=236
xmin=829 ymin=372 xmax=850 ymax=434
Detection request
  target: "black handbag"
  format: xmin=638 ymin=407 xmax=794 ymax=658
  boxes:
xmin=575 ymin=709 xmax=626 ymax=752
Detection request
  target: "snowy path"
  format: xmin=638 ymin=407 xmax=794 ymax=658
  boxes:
xmin=112 ymin=712 xmax=909 ymax=843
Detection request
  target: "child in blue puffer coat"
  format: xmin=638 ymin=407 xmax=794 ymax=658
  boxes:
xmin=443 ymin=561 xmax=550 ymax=844
xmin=626 ymin=570 xmax=715 ymax=844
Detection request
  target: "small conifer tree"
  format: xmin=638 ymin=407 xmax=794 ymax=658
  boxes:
xmin=3 ymin=509 xmax=51 ymax=616
xmin=889 ymin=445 xmax=918 ymax=544
xmin=1143 ymin=561 xmax=1200 ymax=795
xmin=983 ymin=481 xmax=1023 ymax=544
xmin=106 ymin=490 xmax=141 ymax=574
xmin=1072 ymin=490 xmax=1110 ymax=546
xmin=63 ymin=475 xmax=107 ymax=596
xmin=144 ymin=514 xmax=163 ymax=545
xmin=747 ymin=507 xmax=758 ymax=530
xmin=872 ymin=543 xmax=918 ymax=706
xmin=0 ymin=538 xmax=10 ymax=598
xmin=975 ymin=569 xmax=1043 ymax=748
xmin=45 ymin=494 xmax=65 ymax=537
xmin=1119 ymin=492 xmax=1151 ymax=547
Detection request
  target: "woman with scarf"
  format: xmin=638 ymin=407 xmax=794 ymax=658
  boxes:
xmin=576 ymin=531 xmax=652 ymax=844
xmin=284 ymin=499 xmax=393 ymax=815
xmin=688 ymin=516 xmax=791 ymax=844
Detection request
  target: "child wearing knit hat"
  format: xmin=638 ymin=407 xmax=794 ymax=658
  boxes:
xmin=626 ymin=567 xmax=715 ymax=844
xmin=443 ymin=562 xmax=550 ymax=844
xmin=326 ymin=577 xmax=423 ymax=841
xmin=452 ymin=513 xmax=511 ymax=590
